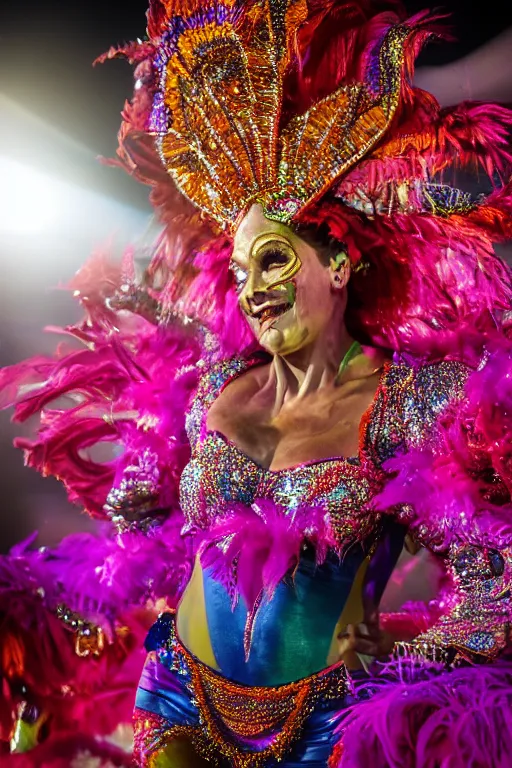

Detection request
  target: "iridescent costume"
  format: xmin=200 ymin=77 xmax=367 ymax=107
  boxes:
xmin=134 ymin=358 xmax=472 ymax=766
xmin=2 ymin=0 xmax=512 ymax=766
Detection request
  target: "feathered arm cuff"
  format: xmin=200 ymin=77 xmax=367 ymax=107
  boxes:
xmin=379 ymin=344 xmax=512 ymax=662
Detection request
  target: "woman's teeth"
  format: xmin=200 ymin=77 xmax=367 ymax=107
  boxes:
xmin=256 ymin=302 xmax=291 ymax=323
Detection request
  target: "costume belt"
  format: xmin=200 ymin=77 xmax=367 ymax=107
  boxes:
xmin=141 ymin=611 xmax=352 ymax=768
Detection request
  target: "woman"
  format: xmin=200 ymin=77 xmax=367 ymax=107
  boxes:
xmin=3 ymin=0 xmax=512 ymax=766
xmin=134 ymin=207 xmax=472 ymax=765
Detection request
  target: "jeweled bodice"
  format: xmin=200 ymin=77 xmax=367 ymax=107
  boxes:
xmin=180 ymin=356 xmax=468 ymax=550
xmin=181 ymin=429 xmax=383 ymax=545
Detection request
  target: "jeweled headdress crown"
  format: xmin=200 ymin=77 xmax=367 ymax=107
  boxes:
xmin=146 ymin=0 xmax=413 ymax=230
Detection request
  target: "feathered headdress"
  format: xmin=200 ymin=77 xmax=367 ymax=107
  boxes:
xmin=145 ymin=0 xmax=419 ymax=229
xmin=100 ymin=0 xmax=448 ymax=231
xmin=98 ymin=0 xmax=512 ymax=257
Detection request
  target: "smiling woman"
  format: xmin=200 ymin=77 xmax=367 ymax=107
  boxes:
xmin=2 ymin=0 xmax=512 ymax=767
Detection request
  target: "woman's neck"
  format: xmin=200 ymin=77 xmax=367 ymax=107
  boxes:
xmin=254 ymin=299 xmax=387 ymax=418
xmin=266 ymin=301 xmax=352 ymax=415
xmin=273 ymin=331 xmax=353 ymax=400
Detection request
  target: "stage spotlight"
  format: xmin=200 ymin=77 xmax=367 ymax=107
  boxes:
xmin=0 ymin=157 xmax=64 ymax=233
xmin=0 ymin=155 xmax=149 ymax=239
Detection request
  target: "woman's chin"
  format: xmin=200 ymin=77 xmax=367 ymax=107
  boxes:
xmin=259 ymin=326 xmax=285 ymax=354
xmin=259 ymin=327 xmax=311 ymax=357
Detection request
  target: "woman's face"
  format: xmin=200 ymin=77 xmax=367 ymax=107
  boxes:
xmin=231 ymin=204 xmax=338 ymax=356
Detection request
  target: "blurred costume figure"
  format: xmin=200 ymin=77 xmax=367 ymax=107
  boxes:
xmin=2 ymin=1 xmax=512 ymax=766
xmin=0 ymin=534 xmax=149 ymax=766
xmin=415 ymin=26 xmax=512 ymax=106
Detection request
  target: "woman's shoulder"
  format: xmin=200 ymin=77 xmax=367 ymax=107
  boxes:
xmin=185 ymin=353 xmax=270 ymax=447
xmin=369 ymin=358 xmax=472 ymax=456
xmin=384 ymin=357 xmax=471 ymax=399
xmin=201 ymin=352 xmax=270 ymax=403
xmin=391 ymin=358 xmax=472 ymax=447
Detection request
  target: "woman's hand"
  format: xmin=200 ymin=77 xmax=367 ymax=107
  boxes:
xmin=337 ymin=621 xmax=395 ymax=666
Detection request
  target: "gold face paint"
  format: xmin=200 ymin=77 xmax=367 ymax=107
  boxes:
xmin=252 ymin=233 xmax=302 ymax=290
xmin=236 ymin=233 xmax=301 ymax=317
xmin=231 ymin=204 xmax=338 ymax=356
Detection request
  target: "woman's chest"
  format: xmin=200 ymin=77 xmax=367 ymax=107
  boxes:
xmin=181 ymin=357 xmax=466 ymax=548
xmin=205 ymin=379 xmax=380 ymax=472
xmin=179 ymin=431 xmax=384 ymax=546
xmin=180 ymin=358 xmax=416 ymax=546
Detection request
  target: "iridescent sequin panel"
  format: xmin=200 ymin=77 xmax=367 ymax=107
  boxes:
xmin=135 ymin=611 xmax=352 ymax=768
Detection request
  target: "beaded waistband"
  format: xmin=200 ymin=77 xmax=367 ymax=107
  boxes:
xmin=139 ymin=611 xmax=352 ymax=768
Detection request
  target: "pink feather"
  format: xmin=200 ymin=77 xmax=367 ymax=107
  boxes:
xmin=332 ymin=663 xmax=512 ymax=768
xmin=199 ymin=500 xmax=335 ymax=608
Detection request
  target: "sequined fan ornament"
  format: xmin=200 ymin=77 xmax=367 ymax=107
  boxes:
xmin=149 ymin=0 xmax=414 ymax=230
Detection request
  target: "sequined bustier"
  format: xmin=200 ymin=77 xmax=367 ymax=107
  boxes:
xmin=180 ymin=357 xmax=468 ymax=549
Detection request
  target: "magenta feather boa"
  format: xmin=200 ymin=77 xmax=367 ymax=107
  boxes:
xmin=198 ymin=500 xmax=335 ymax=608
xmin=331 ymin=662 xmax=512 ymax=768
xmin=17 ymin=521 xmax=192 ymax=627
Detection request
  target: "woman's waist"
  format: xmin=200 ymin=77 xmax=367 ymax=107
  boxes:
xmin=153 ymin=609 xmax=352 ymax=698
xmin=140 ymin=610 xmax=353 ymax=763
xmin=176 ymin=549 xmax=370 ymax=686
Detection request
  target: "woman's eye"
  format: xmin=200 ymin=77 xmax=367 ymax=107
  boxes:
xmin=230 ymin=264 xmax=248 ymax=292
xmin=261 ymin=249 xmax=288 ymax=271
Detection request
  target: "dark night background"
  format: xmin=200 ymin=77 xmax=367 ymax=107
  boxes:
xmin=1 ymin=1 xmax=511 ymax=555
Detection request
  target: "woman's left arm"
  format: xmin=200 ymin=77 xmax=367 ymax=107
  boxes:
xmin=410 ymin=541 xmax=512 ymax=662
xmin=386 ymin=356 xmax=512 ymax=662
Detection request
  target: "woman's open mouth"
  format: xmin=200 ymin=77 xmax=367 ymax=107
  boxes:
xmin=251 ymin=300 xmax=294 ymax=337
xmin=253 ymin=301 xmax=292 ymax=325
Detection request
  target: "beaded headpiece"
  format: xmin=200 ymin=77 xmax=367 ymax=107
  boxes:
xmin=147 ymin=0 xmax=413 ymax=231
